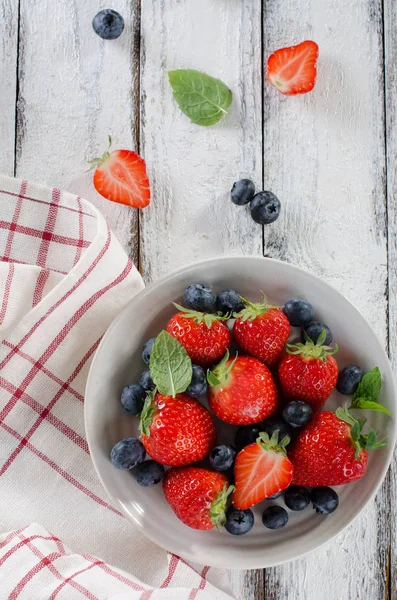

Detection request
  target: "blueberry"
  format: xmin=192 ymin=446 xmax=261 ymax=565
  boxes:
xmin=302 ymin=321 xmax=333 ymax=345
xmin=284 ymin=486 xmax=311 ymax=511
xmin=311 ymin=487 xmax=339 ymax=514
xmin=282 ymin=401 xmax=313 ymax=428
xmin=283 ymin=299 xmax=315 ymax=327
xmin=250 ymin=191 xmax=281 ymax=225
xmin=235 ymin=425 xmax=262 ymax=451
xmin=260 ymin=418 xmax=293 ymax=444
xmin=121 ymin=384 xmax=146 ymax=415
xmin=336 ymin=365 xmax=364 ymax=395
xmin=267 ymin=491 xmax=283 ymax=500
xmin=216 ymin=289 xmax=244 ymax=315
xmin=139 ymin=369 xmax=155 ymax=391
xmin=136 ymin=460 xmax=165 ymax=487
xmin=230 ymin=179 xmax=255 ymax=206
xmin=110 ymin=437 xmax=146 ymax=470
xmin=209 ymin=445 xmax=236 ymax=472
xmin=225 ymin=507 xmax=254 ymax=535
xmin=262 ymin=506 xmax=288 ymax=530
xmin=186 ymin=364 xmax=208 ymax=398
xmin=142 ymin=338 xmax=156 ymax=365
xmin=183 ymin=284 xmax=216 ymax=313
xmin=92 ymin=9 xmax=124 ymax=40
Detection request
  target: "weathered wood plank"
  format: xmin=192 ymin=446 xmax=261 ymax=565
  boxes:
xmin=0 ymin=0 xmax=18 ymax=176
xmin=262 ymin=1 xmax=389 ymax=599
xmin=139 ymin=0 xmax=263 ymax=285
xmin=384 ymin=0 xmax=397 ymax=597
xmin=14 ymin=0 xmax=140 ymax=261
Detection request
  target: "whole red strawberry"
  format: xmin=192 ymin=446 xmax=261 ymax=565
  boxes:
xmin=163 ymin=467 xmax=232 ymax=530
xmin=278 ymin=329 xmax=338 ymax=411
xmin=207 ymin=351 xmax=279 ymax=425
xmin=139 ymin=392 xmax=216 ymax=466
xmin=233 ymin=296 xmax=290 ymax=368
xmin=289 ymin=408 xmax=386 ymax=486
xmin=166 ymin=304 xmax=231 ymax=367
xmin=233 ymin=432 xmax=294 ymax=510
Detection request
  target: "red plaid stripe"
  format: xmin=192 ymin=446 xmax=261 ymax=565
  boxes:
xmin=74 ymin=197 xmax=84 ymax=266
xmin=0 ymin=254 xmax=67 ymax=274
xmin=32 ymin=268 xmax=51 ymax=307
xmin=0 ymin=420 xmax=123 ymax=516
xmin=0 ymin=187 xmax=95 ymax=219
xmin=188 ymin=566 xmax=210 ymax=599
xmin=2 ymin=180 xmax=27 ymax=261
xmin=35 ymin=188 xmax=61 ymax=267
xmin=0 ymin=220 xmax=90 ymax=249
xmin=48 ymin=561 xmax=102 ymax=600
xmin=0 ymin=262 xmax=14 ymax=325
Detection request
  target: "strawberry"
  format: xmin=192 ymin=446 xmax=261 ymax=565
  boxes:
xmin=207 ymin=351 xmax=279 ymax=425
xmin=278 ymin=329 xmax=338 ymax=411
xmin=289 ymin=408 xmax=386 ymax=486
xmin=163 ymin=467 xmax=232 ymax=530
xmin=139 ymin=392 xmax=216 ymax=467
xmin=166 ymin=304 xmax=231 ymax=367
xmin=266 ymin=40 xmax=319 ymax=96
xmin=233 ymin=432 xmax=294 ymax=510
xmin=233 ymin=296 xmax=290 ymax=368
xmin=89 ymin=136 xmax=150 ymax=208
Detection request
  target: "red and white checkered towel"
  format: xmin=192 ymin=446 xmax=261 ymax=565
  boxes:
xmin=0 ymin=176 xmax=234 ymax=600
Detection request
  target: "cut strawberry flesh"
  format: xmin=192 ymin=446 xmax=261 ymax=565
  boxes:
xmin=266 ymin=40 xmax=319 ymax=96
xmin=93 ymin=149 xmax=150 ymax=208
xmin=233 ymin=443 xmax=294 ymax=510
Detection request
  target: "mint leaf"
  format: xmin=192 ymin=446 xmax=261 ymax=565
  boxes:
xmin=149 ymin=331 xmax=192 ymax=397
xmin=350 ymin=367 xmax=391 ymax=416
xmin=352 ymin=397 xmax=392 ymax=416
xmin=353 ymin=367 xmax=382 ymax=402
xmin=168 ymin=70 xmax=232 ymax=126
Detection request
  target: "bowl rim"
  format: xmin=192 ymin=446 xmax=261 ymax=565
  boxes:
xmin=85 ymin=255 xmax=397 ymax=569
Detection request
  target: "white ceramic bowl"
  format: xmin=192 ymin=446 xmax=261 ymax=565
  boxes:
xmin=85 ymin=256 xmax=396 ymax=569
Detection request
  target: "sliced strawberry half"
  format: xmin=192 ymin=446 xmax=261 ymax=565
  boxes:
xmin=90 ymin=136 xmax=150 ymax=208
xmin=266 ymin=40 xmax=319 ymax=96
xmin=233 ymin=432 xmax=294 ymax=510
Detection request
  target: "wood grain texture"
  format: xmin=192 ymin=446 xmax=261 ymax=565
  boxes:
xmin=139 ymin=0 xmax=263 ymax=285
xmin=262 ymin=1 xmax=389 ymax=599
xmin=384 ymin=0 xmax=397 ymax=597
xmin=13 ymin=0 xmax=140 ymax=262
xmin=0 ymin=0 xmax=18 ymax=175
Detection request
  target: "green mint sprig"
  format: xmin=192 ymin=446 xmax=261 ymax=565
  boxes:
xmin=350 ymin=367 xmax=392 ymax=416
xmin=149 ymin=331 xmax=192 ymax=398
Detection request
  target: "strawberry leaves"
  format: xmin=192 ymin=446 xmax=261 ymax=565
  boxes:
xmin=149 ymin=331 xmax=192 ymax=398
xmin=336 ymin=407 xmax=387 ymax=459
xmin=350 ymin=367 xmax=392 ymax=416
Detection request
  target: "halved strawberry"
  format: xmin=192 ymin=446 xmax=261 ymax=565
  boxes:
xmin=233 ymin=432 xmax=294 ymax=510
xmin=89 ymin=136 xmax=150 ymax=208
xmin=266 ymin=40 xmax=319 ymax=96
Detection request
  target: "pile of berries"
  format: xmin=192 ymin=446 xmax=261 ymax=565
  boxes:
xmin=110 ymin=283 xmax=389 ymax=535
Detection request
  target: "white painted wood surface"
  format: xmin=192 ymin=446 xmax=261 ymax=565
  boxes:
xmin=0 ymin=0 xmax=395 ymax=598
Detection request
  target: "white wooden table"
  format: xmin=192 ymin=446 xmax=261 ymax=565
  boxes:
xmin=1 ymin=1 xmax=396 ymax=598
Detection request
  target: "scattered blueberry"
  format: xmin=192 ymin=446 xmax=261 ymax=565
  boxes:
xmin=225 ymin=507 xmax=254 ymax=535
xmin=260 ymin=418 xmax=293 ymax=444
xmin=121 ymin=384 xmax=146 ymax=415
xmin=136 ymin=460 xmax=165 ymax=487
xmin=110 ymin=437 xmax=146 ymax=470
xmin=282 ymin=401 xmax=313 ymax=428
xmin=250 ymin=191 xmax=281 ymax=225
xmin=283 ymin=299 xmax=315 ymax=327
xmin=311 ymin=487 xmax=339 ymax=514
xmin=267 ymin=491 xmax=283 ymax=500
xmin=336 ymin=365 xmax=364 ymax=395
xmin=186 ymin=364 xmax=208 ymax=398
xmin=216 ymin=289 xmax=244 ymax=315
xmin=230 ymin=179 xmax=255 ymax=206
xmin=235 ymin=425 xmax=262 ymax=450
xmin=284 ymin=486 xmax=311 ymax=511
xmin=183 ymin=284 xmax=216 ymax=313
xmin=142 ymin=338 xmax=156 ymax=365
xmin=262 ymin=506 xmax=289 ymax=530
xmin=302 ymin=321 xmax=333 ymax=346
xmin=92 ymin=9 xmax=125 ymax=40
xmin=139 ymin=369 xmax=155 ymax=391
xmin=209 ymin=445 xmax=236 ymax=472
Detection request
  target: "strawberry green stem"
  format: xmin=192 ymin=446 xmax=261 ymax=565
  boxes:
xmin=335 ymin=407 xmax=387 ymax=459
xmin=233 ymin=293 xmax=279 ymax=322
xmin=286 ymin=327 xmax=338 ymax=361
xmin=207 ymin=350 xmax=238 ymax=387
xmin=256 ymin=431 xmax=290 ymax=456
xmin=210 ymin=484 xmax=235 ymax=529
xmin=87 ymin=135 xmax=113 ymax=171
xmin=173 ymin=303 xmax=229 ymax=328
xmin=139 ymin=390 xmax=157 ymax=437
